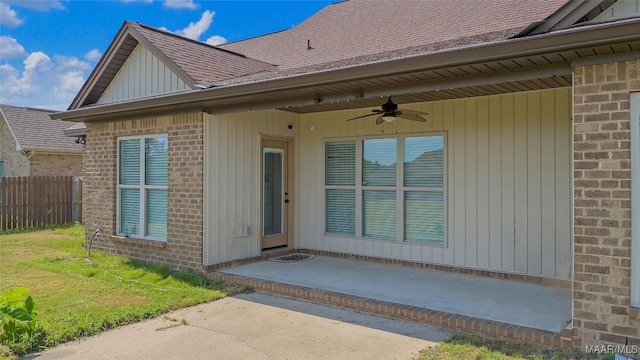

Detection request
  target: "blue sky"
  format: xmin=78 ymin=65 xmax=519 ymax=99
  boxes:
xmin=0 ymin=0 xmax=333 ymax=110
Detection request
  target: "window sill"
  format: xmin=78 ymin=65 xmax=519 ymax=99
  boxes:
xmin=111 ymin=235 xmax=167 ymax=248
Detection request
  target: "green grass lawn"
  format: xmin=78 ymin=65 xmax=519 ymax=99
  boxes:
xmin=0 ymin=224 xmax=245 ymax=358
xmin=417 ymin=334 xmax=635 ymax=360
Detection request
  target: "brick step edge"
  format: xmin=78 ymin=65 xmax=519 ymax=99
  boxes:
xmin=206 ymin=272 xmax=574 ymax=349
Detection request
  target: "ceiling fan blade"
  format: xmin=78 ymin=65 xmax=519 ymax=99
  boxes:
xmin=396 ymin=113 xmax=426 ymax=122
xmin=396 ymin=109 xmax=429 ymax=115
xmin=345 ymin=113 xmax=378 ymax=121
xmin=375 ymin=115 xmax=384 ymax=125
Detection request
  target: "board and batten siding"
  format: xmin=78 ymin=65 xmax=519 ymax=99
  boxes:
xmin=98 ymin=44 xmax=191 ymax=105
xmin=296 ymin=88 xmax=572 ymax=279
xmin=203 ymin=111 xmax=298 ymax=265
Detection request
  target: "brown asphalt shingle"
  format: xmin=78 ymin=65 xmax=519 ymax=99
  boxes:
xmin=130 ymin=22 xmax=276 ymax=86
xmin=1 ymin=104 xmax=82 ymax=152
xmin=220 ymin=0 xmax=568 ymax=69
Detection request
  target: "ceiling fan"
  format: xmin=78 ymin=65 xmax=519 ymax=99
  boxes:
xmin=345 ymin=96 xmax=428 ymax=125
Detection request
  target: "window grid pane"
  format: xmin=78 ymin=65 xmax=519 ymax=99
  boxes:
xmin=121 ymin=189 xmax=140 ymax=236
xmin=325 ymin=141 xmax=356 ymax=186
xmin=405 ymin=191 xmax=444 ymax=243
xmin=119 ymin=139 xmax=141 ymax=185
xmin=146 ymin=189 xmax=167 ymax=238
xmin=326 ymin=189 xmax=355 ymax=235
xmin=363 ymin=191 xmax=396 ymax=240
xmin=363 ymin=138 xmax=397 ymax=186
xmin=404 ymin=136 xmax=444 ymax=188
xmin=145 ymin=137 xmax=168 ymax=186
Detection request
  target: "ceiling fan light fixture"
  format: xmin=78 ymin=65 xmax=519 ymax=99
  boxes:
xmin=382 ymin=114 xmax=396 ymax=122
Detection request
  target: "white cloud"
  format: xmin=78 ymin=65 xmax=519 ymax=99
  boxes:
xmin=0 ymin=36 xmax=27 ymax=59
xmin=84 ymin=49 xmax=103 ymax=62
xmin=0 ymin=51 xmax=90 ymax=110
xmin=206 ymin=35 xmax=226 ymax=46
xmin=0 ymin=3 xmax=23 ymax=27
xmin=175 ymin=10 xmax=213 ymax=40
xmin=164 ymin=0 xmax=198 ymax=10
xmin=4 ymin=0 xmax=65 ymax=11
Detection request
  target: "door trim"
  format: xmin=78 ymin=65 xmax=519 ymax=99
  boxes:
xmin=260 ymin=136 xmax=294 ymax=251
xmin=631 ymin=91 xmax=640 ymax=307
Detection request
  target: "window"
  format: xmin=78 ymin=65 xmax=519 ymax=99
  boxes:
xmin=324 ymin=134 xmax=445 ymax=244
xmin=117 ymin=135 xmax=168 ymax=240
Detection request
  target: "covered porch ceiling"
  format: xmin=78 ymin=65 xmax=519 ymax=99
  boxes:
xmin=51 ymin=19 xmax=640 ymax=123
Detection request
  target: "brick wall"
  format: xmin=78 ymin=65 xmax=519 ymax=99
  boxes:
xmin=573 ymin=59 xmax=640 ymax=346
xmin=0 ymin=119 xmax=29 ymax=176
xmin=83 ymin=112 xmax=204 ymax=271
xmin=30 ymin=153 xmax=82 ymax=176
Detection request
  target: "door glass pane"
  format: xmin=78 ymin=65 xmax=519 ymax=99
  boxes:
xmin=363 ymin=138 xmax=396 ymax=186
xmin=405 ymin=191 xmax=444 ymax=243
xmin=120 ymin=189 xmax=140 ymax=236
xmin=263 ymin=148 xmax=283 ymax=236
xmin=404 ymin=136 xmax=444 ymax=187
xmin=363 ymin=190 xmax=396 ymax=239
xmin=326 ymin=189 xmax=355 ymax=235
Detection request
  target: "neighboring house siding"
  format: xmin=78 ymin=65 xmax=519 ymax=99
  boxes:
xmin=573 ymin=59 xmax=640 ymax=346
xmin=298 ymin=88 xmax=572 ymax=279
xmin=83 ymin=113 xmax=203 ymax=271
xmin=203 ymin=110 xmax=299 ymax=265
xmin=30 ymin=153 xmax=82 ymax=176
xmin=0 ymin=119 xmax=29 ymax=177
xmin=97 ymin=44 xmax=191 ymax=105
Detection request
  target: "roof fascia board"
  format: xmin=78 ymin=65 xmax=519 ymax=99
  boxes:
xmin=0 ymin=107 xmax=23 ymax=151
xmin=20 ymin=148 xmax=82 ymax=154
xmin=62 ymin=127 xmax=87 ymax=136
xmin=127 ymin=26 xmax=197 ymax=89
xmin=206 ymin=63 xmax=571 ymax=115
xmin=69 ymin=22 xmax=132 ymax=109
xmin=571 ymin=49 xmax=640 ymax=68
xmin=52 ymin=20 xmax=640 ymax=122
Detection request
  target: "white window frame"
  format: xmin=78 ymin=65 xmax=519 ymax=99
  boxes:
xmin=631 ymin=92 xmax=640 ymax=307
xmin=116 ymin=134 xmax=168 ymax=241
xmin=323 ymin=132 xmax=447 ymax=246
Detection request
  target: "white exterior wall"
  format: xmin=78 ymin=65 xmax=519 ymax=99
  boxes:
xmin=296 ymin=88 xmax=572 ymax=279
xmin=203 ymin=110 xmax=299 ymax=265
xmin=98 ymin=44 xmax=191 ymax=104
xmin=202 ymin=88 xmax=572 ymax=279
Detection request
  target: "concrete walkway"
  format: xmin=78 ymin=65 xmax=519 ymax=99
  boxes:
xmin=221 ymin=255 xmax=572 ymax=333
xmin=28 ymin=293 xmax=450 ymax=360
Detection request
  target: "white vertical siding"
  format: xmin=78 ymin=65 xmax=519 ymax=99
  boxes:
xmin=203 ymin=110 xmax=298 ymax=265
xmin=591 ymin=0 xmax=640 ymax=23
xmin=98 ymin=44 xmax=191 ymax=104
xmin=296 ymin=88 xmax=572 ymax=279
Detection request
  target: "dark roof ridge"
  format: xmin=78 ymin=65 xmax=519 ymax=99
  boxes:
xmin=0 ymin=104 xmax=57 ymax=113
xmin=130 ymin=21 xmax=255 ymax=60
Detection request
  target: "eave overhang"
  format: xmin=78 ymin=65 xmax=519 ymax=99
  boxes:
xmin=52 ymin=19 xmax=640 ymax=123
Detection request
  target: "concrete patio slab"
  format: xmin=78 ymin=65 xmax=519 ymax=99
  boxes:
xmin=30 ymin=293 xmax=450 ymax=360
xmin=220 ymin=255 xmax=572 ymax=333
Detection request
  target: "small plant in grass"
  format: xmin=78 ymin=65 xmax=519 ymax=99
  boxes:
xmin=0 ymin=287 xmax=45 ymax=356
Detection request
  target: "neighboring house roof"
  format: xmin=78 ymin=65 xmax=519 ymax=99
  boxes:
xmin=63 ymin=122 xmax=87 ymax=136
xmin=0 ymin=104 xmax=82 ymax=153
xmin=69 ymin=21 xmax=276 ymax=109
xmin=220 ymin=0 xmax=568 ymax=69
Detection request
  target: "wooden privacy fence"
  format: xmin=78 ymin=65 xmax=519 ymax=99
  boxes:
xmin=0 ymin=176 xmax=82 ymax=231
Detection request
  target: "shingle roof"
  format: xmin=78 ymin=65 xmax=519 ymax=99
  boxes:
xmin=220 ymin=0 xmax=568 ymax=69
xmin=0 ymin=104 xmax=82 ymax=152
xmin=129 ymin=22 xmax=277 ymax=86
